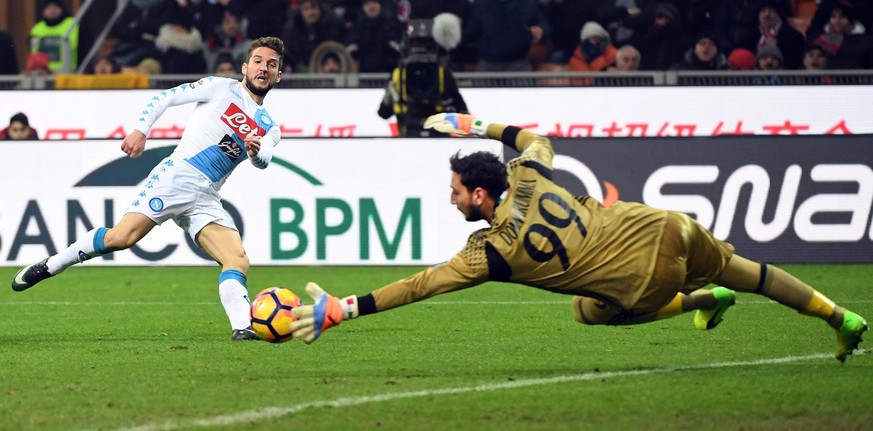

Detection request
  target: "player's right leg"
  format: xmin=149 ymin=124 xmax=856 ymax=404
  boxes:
xmin=196 ymin=222 xmax=257 ymax=340
xmin=11 ymin=213 xmax=156 ymax=291
xmin=717 ymin=254 xmax=868 ymax=362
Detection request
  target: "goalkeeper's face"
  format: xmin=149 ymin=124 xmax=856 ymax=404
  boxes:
xmin=242 ymin=46 xmax=283 ymax=97
xmin=450 ymin=172 xmax=487 ymax=222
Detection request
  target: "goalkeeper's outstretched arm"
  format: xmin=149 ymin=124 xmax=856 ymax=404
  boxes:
xmin=423 ymin=113 xmax=552 ymax=156
xmin=291 ymin=252 xmax=486 ymax=344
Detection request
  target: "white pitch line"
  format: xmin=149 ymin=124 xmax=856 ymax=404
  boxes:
xmin=88 ymin=351 xmax=850 ymax=431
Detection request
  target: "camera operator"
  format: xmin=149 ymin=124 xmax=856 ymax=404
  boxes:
xmin=378 ymin=14 xmax=468 ymax=137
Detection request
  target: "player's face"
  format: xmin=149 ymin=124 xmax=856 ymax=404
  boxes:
xmin=451 ymin=172 xmax=486 ymax=222
xmin=242 ymin=47 xmax=282 ymax=97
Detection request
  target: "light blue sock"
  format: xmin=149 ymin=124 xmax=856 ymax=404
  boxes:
xmin=46 ymin=227 xmax=108 ymax=274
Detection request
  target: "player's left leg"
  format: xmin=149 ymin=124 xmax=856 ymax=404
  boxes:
xmin=12 ymin=213 xmax=156 ymax=291
xmin=196 ymin=222 xmax=257 ymax=340
xmin=717 ymin=254 xmax=868 ymax=361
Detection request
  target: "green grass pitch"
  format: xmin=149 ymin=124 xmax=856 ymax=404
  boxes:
xmin=0 ymin=264 xmax=871 ymax=431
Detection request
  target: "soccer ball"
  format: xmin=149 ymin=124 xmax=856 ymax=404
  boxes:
xmin=250 ymin=287 xmax=303 ymax=343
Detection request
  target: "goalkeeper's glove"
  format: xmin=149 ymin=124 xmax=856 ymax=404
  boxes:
xmin=290 ymin=282 xmax=359 ymax=344
xmin=423 ymin=113 xmax=489 ymax=137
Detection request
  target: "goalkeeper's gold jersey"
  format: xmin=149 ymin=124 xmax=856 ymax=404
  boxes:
xmin=371 ymin=126 xmax=672 ymax=313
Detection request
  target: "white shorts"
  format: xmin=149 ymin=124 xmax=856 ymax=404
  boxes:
xmin=125 ymin=157 xmax=236 ymax=242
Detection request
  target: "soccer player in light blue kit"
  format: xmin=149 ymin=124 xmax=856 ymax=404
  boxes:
xmin=12 ymin=37 xmax=286 ymax=341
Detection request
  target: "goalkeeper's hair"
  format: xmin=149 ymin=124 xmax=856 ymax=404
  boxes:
xmin=248 ymin=37 xmax=285 ymax=69
xmin=450 ymin=151 xmax=508 ymax=199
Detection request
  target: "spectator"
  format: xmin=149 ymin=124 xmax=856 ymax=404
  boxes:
xmin=802 ymin=44 xmax=828 ymax=70
xmin=807 ymin=0 xmax=872 ymax=42
xmin=0 ymin=113 xmax=39 ymax=140
xmin=670 ymin=32 xmax=729 ymax=70
xmin=30 ymin=0 xmax=94 ymax=73
xmin=0 ymin=30 xmax=18 ymax=75
xmin=754 ymin=44 xmax=784 ymax=84
xmin=204 ymin=10 xmax=251 ymax=73
xmin=568 ymin=21 xmax=617 ymax=77
xmin=737 ymin=0 xmax=804 ymax=69
xmin=345 ymin=0 xmax=403 ymax=73
xmin=122 ymin=56 xmax=163 ymax=75
xmin=544 ymin=0 xmax=597 ymax=64
xmin=797 ymin=44 xmax=833 ymax=84
xmin=86 ymin=53 xmax=120 ymax=74
xmin=318 ymin=51 xmax=342 ymax=73
xmin=609 ymin=44 xmax=642 ymax=71
xmin=756 ymin=44 xmax=783 ymax=69
xmin=309 ymin=41 xmax=356 ymax=74
xmin=727 ymin=47 xmax=756 ymax=70
xmin=280 ymin=0 xmax=344 ymax=73
xmin=627 ymin=2 xmax=688 ymax=70
xmin=712 ymin=0 xmax=784 ymax=53
xmin=464 ymin=0 xmax=551 ymax=72
xmin=809 ymin=1 xmax=873 ymax=69
xmin=110 ymin=0 xmax=180 ymax=68
xmin=137 ymin=56 xmax=163 ymax=75
xmin=212 ymin=53 xmax=237 ymax=76
xmin=23 ymin=52 xmax=52 ymax=76
xmin=154 ymin=11 xmax=208 ymax=74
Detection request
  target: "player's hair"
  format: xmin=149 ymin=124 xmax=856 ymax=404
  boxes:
xmin=247 ymin=37 xmax=285 ymax=69
xmin=450 ymin=151 xmax=508 ymax=199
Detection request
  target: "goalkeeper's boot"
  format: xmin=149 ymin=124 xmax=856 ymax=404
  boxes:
xmin=231 ymin=326 xmax=259 ymax=341
xmin=835 ymin=311 xmax=867 ymax=362
xmin=11 ymin=258 xmax=53 ymax=292
xmin=693 ymin=286 xmax=736 ymax=330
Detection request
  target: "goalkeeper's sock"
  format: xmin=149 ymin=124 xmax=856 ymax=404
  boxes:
xmin=219 ymin=270 xmax=252 ymax=330
xmin=47 ymin=227 xmax=109 ymax=274
xmin=654 ymin=293 xmax=685 ymax=320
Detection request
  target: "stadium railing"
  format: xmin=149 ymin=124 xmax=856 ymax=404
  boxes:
xmin=4 ymin=70 xmax=873 ymax=91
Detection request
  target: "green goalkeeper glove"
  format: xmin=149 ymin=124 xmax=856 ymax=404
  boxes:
xmin=291 ymin=282 xmax=359 ymax=344
xmin=423 ymin=113 xmax=489 ymax=137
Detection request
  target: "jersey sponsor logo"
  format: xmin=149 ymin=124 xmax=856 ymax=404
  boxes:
xmin=149 ymin=197 xmax=164 ymax=212
xmin=218 ymin=134 xmax=243 ymax=161
xmin=221 ymin=103 xmax=265 ymax=140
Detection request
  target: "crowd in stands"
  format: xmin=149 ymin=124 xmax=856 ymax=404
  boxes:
xmin=1 ymin=0 xmax=872 ymax=79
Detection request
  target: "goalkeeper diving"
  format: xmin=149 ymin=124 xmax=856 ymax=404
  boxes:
xmin=290 ymin=113 xmax=867 ymax=362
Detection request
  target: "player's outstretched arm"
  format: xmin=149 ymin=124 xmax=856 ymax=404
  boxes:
xmin=291 ymin=282 xmax=359 ymax=344
xmin=423 ymin=113 xmax=489 ymax=137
